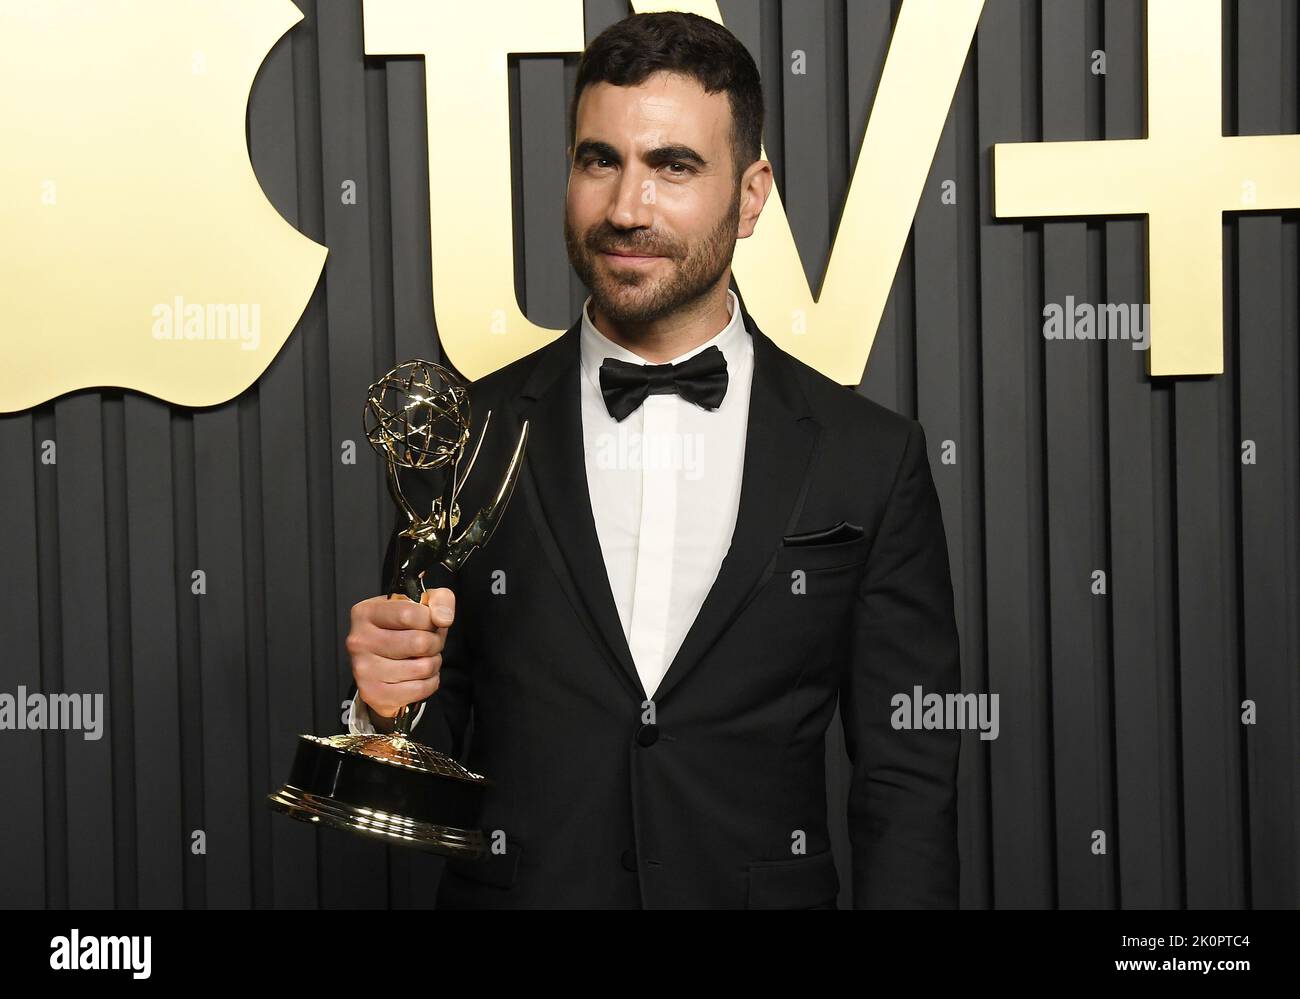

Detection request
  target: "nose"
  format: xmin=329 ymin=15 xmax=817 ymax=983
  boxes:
xmin=606 ymin=161 xmax=654 ymax=231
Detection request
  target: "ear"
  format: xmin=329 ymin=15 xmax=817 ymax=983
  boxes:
xmin=737 ymin=159 xmax=774 ymax=240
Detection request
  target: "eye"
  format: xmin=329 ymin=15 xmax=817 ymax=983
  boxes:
xmin=665 ymin=161 xmax=693 ymax=175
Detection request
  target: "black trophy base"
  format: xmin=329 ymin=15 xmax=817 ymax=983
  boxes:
xmin=268 ymin=732 xmax=489 ymax=860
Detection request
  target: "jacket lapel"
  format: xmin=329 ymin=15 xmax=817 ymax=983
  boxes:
xmin=650 ymin=310 xmax=820 ymax=704
xmin=510 ymin=319 xmax=644 ymax=699
xmin=509 ymin=307 xmax=821 ymax=705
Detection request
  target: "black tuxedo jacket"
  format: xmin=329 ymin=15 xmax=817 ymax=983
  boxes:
xmin=369 ymin=306 xmax=961 ymax=909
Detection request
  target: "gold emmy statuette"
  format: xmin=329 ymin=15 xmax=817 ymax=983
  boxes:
xmin=268 ymin=359 xmax=529 ymax=858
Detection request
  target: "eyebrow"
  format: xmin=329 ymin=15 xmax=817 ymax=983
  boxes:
xmin=573 ymin=139 xmax=708 ymax=170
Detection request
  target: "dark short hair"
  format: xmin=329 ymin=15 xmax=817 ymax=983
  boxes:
xmin=568 ymin=11 xmax=765 ymax=186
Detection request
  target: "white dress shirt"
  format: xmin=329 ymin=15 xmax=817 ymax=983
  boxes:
xmin=350 ymin=288 xmax=753 ymax=733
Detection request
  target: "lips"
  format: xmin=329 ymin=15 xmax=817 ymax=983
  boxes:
xmin=602 ymin=249 xmax=662 ymax=265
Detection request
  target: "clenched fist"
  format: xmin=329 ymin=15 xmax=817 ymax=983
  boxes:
xmin=346 ymin=587 xmax=455 ymax=726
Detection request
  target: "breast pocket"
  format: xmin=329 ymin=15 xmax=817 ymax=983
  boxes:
xmin=771 ymin=533 xmax=870 ymax=575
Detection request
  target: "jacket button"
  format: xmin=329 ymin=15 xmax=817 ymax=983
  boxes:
xmin=620 ymin=849 xmax=637 ymax=872
xmin=636 ymin=723 xmax=659 ymax=747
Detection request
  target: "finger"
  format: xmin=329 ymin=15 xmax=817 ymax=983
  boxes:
xmin=359 ymin=653 xmax=441 ymax=684
xmin=365 ymin=593 xmax=436 ymax=631
xmin=362 ymin=674 xmax=441 ymax=716
xmin=369 ymin=624 xmax=443 ymax=660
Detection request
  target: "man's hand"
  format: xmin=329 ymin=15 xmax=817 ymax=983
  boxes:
xmin=346 ymin=587 xmax=455 ymax=727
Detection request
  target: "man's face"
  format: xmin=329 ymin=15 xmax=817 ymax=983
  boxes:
xmin=564 ymin=71 xmax=751 ymax=326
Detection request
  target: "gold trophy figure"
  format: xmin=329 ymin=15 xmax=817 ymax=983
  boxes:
xmin=268 ymin=359 xmax=528 ymax=859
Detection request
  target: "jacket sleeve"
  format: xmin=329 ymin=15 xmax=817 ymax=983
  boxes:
xmin=840 ymin=420 xmax=962 ymax=908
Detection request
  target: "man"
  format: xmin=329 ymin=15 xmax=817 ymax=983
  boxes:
xmin=345 ymin=11 xmax=961 ymax=909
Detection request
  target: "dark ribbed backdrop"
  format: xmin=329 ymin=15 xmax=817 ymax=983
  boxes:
xmin=0 ymin=0 xmax=1296 ymax=910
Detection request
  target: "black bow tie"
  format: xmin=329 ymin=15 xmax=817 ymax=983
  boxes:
xmin=599 ymin=345 xmax=729 ymax=422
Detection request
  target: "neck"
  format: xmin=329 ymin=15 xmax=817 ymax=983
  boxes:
xmin=589 ymin=279 xmax=734 ymax=364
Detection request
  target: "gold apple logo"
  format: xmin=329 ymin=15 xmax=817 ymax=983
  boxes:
xmin=0 ymin=0 xmax=327 ymax=412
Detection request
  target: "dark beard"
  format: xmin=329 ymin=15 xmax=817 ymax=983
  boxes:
xmin=564 ymin=194 xmax=740 ymax=327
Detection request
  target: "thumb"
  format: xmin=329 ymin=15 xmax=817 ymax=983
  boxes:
xmin=421 ymin=586 xmax=455 ymax=626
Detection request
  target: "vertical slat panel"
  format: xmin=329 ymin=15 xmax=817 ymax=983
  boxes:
xmin=123 ymin=395 xmax=184 ymax=908
xmin=0 ymin=414 xmax=45 ymax=907
xmin=1235 ymin=0 xmax=1300 ymax=909
xmin=958 ymin=45 xmax=994 ymax=911
xmin=192 ymin=402 xmax=252 ymax=907
xmin=170 ymin=413 xmax=205 ymax=907
xmin=1171 ymin=370 xmax=1246 ymax=905
xmin=102 ymin=395 xmax=138 ymax=906
xmin=33 ymin=405 xmax=69 ymax=908
xmin=914 ymin=27 xmax=988 ymax=912
xmin=54 ymin=393 xmax=115 ymax=907
xmin=976 ymin=0 xmax=1055 ymax=906
xmin=1040 ymin=0 xmax=1114 ymax=907
xmin=239 ymin=404 xmax=273 ymax=909
xmin=1102 ymin=0 xmax=1183 ymax=908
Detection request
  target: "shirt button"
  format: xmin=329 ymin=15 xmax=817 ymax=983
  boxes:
xmin=620 ymin=849 xmax=637 ymax=872
xmin=636 ymin=723 xmax=659 ymax=747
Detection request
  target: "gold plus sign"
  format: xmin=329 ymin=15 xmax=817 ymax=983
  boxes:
xmin=994 ymin=0 xmax=1300 ymax=376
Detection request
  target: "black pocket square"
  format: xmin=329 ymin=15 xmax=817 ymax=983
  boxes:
xmin=782 ymin=520 xmax=865 ymax=546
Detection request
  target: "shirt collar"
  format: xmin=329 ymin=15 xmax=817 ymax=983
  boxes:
xmin=579 ymin=288 xmax=746 ymax=392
